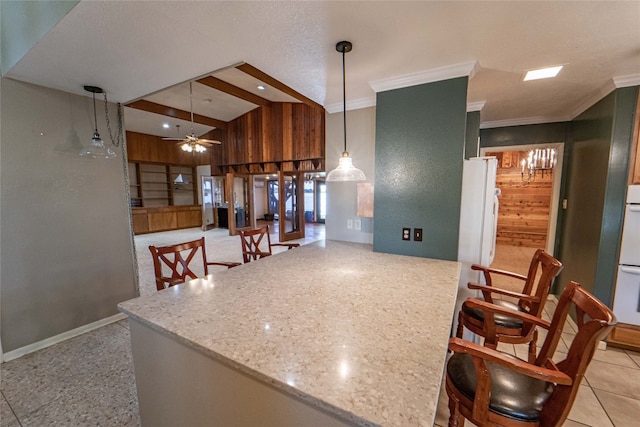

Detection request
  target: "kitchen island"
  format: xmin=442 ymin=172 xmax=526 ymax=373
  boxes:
xmin=119 ymin=240 xmax=460 ymax=427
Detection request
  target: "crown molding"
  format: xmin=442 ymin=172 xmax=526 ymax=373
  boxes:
xmin=568 ymin=79 xmax=616 ymax=120
xmin=613 ymin=73 xmax=640 ymax=88
xmin=369 ymin=60 xmax=478 ymax=93
xmin=467 ymin=101 xmax=486 ymax=112
xmin=480 ymin=115 xmax=571 ymax=129
xmin=325 ymin=96 xmax=376 ymax=114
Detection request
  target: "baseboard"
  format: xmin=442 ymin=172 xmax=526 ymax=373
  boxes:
xmin=1 ymin=313 xmax=127 ymax=363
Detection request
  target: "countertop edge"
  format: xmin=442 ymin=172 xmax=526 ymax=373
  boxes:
xmin=118 ymin=305 xmax=380 ymax=427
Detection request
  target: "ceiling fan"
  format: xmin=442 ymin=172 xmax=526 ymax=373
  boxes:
xmin=162 ymin=81 xmax=221 ymax=152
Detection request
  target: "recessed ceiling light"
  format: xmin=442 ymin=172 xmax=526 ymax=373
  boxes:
xmin=257 ymin=85 xmax=266 ymax=90
xmin=524 ymin=66 xmax=563 ymax=81
xmin=162 ymin=123 xmax=170 ymax=129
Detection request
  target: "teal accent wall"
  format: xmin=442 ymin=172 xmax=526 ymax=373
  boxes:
xmin=373 ymin=77 xmax=468 ymax=260
xmin=465 ymin=111 xmax=481 ymax=159
xmin=593 ymin=86 xmax=638 ymax=305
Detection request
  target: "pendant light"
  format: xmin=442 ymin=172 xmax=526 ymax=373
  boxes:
xmin=79 ymin=85 xmax=119 ymax=159
xmin=326 ymin=41 xmax=366 ymax=182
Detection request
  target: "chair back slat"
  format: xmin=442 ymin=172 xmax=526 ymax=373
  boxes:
xmin=239 ymin=226 xmax=273 ymax=263
xmin=149 ymin=237 xmax=208 ymax=291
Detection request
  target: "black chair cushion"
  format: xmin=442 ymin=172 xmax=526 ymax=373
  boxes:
xmin=447 ymin=353 xmax=554 ymax=422
xmin=462 ymin=299 xmax=524 ymax=328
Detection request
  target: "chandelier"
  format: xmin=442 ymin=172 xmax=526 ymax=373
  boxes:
xmin=521 ymin=148 xmax=556 ymax=183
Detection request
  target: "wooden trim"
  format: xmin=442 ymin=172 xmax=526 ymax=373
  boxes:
xmin=630 ymin=91 xmax=640 ymax=184
xmin=126 ymin=99 xmax=228 ymax=130
xmin=236 ymin=63 xmax=324 ymax=110
xmin=196 ymin=76 xmax=272 ymax=107
xmin=607 ymin=323 xmax=640 ymax=352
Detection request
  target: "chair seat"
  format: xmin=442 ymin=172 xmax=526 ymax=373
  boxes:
xmin=447 ymin=353 xmax=554 ymax=422
xmin=462 ymin=298 xmax=524 ymax=329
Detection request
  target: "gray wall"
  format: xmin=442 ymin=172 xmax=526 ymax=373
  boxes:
xmin=325 ymin=107 xmax=376 ymax=244
xmin=0 ymin=0 xmax=78 ymax=75
xmin=1 ymin=78 xmax=137 ymax=352
xmin=373 ymin=77 xmax=468 ymax=260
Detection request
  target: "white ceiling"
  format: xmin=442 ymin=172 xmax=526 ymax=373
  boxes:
xmin=5 ymin=1 xmax=640 ymax=137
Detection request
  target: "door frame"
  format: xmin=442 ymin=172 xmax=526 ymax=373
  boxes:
xmin=480 ymin=142 xmax=564 ymax=255
xmin=278 ymin=172 xmax=305 ymax=241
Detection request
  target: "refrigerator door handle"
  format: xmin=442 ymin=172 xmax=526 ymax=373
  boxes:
xmin=629 ymin=205 xmax=640 ymax=212
xmin=620 ymin=266 xmax=640 ymax=275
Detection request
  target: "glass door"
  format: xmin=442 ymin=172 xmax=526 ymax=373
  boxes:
xmin=201 ymin=176 xmax=215 ymax=231
xmin=316 ymin=180 xmax=326 ymax=223
xmin=278 ymin=172 xmax=304 ymax=241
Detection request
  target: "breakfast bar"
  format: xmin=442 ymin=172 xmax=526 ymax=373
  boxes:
xmin=119 ymin=240 xmax=461 ymax=427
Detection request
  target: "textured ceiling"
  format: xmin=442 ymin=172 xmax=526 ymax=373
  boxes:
xmin=5 ymin=1 xmax=640 ymax=136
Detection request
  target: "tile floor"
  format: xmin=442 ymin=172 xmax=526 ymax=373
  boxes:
xmin=1 ymin=238 xmax=638 ymax=426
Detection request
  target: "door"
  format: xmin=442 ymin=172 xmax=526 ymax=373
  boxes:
xmin=225 ymin=173 xmax=254 ymax=235
xmin=201 ymin=176 xmax=215 ymax=231
xmin=316 ymin=180 xmax=326 ymax=224
xmin=557 ymin=139 xmax=609 ymax=295
xmin=279 ymin=172 xmax=304 ymax=241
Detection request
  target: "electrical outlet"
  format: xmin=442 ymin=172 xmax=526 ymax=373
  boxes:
xmin=414 ymin=228 xmax=423 ymax=241
xmin=354 ymin=219 xmax=361 ymax=231
xmin=402 ymin=227 xmax=411 ymax=241
xmin=347 ymin=219 xmax=353 ymax=229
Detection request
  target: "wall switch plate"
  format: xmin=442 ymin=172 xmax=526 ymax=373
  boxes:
xmin=414 ymin=228 xmax=423 ymax=241
xmin=354 ymin=219 xmax=361 ymax=231
xmin=347 ymin=219 xmax=353 ymax=229
xmin=402 ymin=227 xmax=411 ymax=241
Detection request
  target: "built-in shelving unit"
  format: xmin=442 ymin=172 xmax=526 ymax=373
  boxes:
xmin=128 ymin=163 xmax=197 ymax=208
xmin=128 ymin=162 xmax=201 ymax=234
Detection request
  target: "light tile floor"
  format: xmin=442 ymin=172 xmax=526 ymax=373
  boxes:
xmin=1 ymin=240 xmax=638 ymax=426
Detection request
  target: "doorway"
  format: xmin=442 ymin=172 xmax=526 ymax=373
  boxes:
xmin=481 ymin=143 xmax=564 ymax=255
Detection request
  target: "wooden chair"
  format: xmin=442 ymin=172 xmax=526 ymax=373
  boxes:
xmin=457 ymin=249 xmax=563 ymax=363
xmin=149 ymin=237 xmax=241 ymax=291
xmin=238 ymin=225 xmax=299 ymax=263
xmin=446 ymin=281 xmax=616 ymax=427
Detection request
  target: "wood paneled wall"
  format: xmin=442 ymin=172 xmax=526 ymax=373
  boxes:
xmin=126 ymin=131 xmax=213 ymax=166
xmin=488 ymin=151 xmax=553 ymax=248
xmin=212 ymin=102 xmax=325 ymax=175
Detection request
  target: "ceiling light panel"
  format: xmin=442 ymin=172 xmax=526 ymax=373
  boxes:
xmin=524 ymin=66 xmax=563 ymax=81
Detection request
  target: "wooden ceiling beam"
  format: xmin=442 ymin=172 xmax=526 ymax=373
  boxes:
xmin=125 ymin=99 xmax=228 ymax=130
xmin=236 ymin=63 xmax=324 ymax=110
xmin=196 ymin=76 xmax=272 ymax=107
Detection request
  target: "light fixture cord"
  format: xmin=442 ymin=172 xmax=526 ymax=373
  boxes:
xmin=342 ymin=46 xmax=347 ymax=154
xmin=92 ymin=91 xmax=99 ymax=133
xmin=102 ymin=92 xmax=123 ymax=147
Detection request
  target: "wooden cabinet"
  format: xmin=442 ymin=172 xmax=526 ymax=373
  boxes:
xmin=131 ymin=206 xmax=201 ymax=234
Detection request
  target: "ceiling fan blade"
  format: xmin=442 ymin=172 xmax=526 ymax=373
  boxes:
xmin=197 ymin=139 xmax=222 ymax=145
xmin=162 ymin=137 xmax=186 ymax=141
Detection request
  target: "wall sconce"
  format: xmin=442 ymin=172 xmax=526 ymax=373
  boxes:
xmin=521 ymin=148 xmax=556 ymax=183
xmin=80 ymin=85 xmax=123 ymax=159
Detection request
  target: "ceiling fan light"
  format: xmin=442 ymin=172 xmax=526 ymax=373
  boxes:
xmin=181 ymin=143 xmax=192 ymax=152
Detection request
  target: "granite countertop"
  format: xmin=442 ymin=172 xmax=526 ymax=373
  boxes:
xmin=119 ymin=240 xmax=461 ymax=427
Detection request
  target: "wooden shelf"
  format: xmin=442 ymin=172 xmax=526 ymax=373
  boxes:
xmin=129 ymin=162 xmax=197 ymax=209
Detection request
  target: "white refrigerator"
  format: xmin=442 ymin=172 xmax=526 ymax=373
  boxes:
xmin=455 ymin=157 xmax=500 ymax=340
xmin=613 ymin=185 xmax=640 ymax=326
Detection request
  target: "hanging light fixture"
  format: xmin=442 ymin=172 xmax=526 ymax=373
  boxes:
xmin=521 ymin=147 xmax=556 ymax=183
xmin=326 ymin=41 xmax=366 ymax=182
xmin=80 ymin=85 xmax=122 ymax=159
